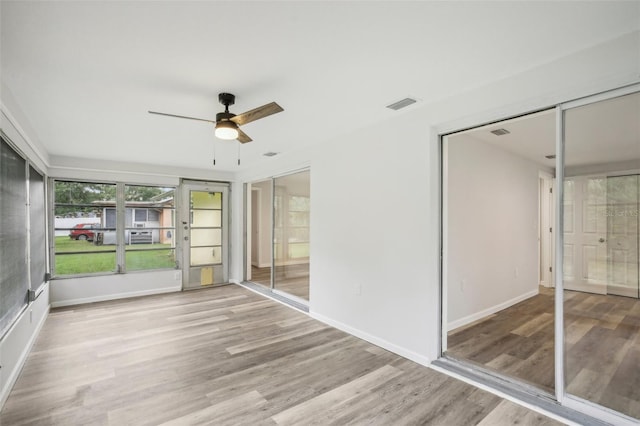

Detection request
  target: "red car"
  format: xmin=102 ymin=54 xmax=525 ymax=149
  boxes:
xmin=69 ymin=223 xmax=99 ymax=241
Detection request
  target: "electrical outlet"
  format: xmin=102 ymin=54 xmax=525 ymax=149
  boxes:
xmin=174 ymin=271 xmax=181 ymax=281
xmin=460 ymin=279 xmax=466 ymax=292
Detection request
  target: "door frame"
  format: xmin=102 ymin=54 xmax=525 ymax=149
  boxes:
xmin=180 ymin=180 xmax=230 ymax=290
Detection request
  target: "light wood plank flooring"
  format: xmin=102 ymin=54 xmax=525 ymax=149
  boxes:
xmin=448 ymin=286 xmax=640 ymax=419
xmin=251 ymin=263 xmax=309 ymax=300
xmin=0 ymin=285 xmax=561 ymax=425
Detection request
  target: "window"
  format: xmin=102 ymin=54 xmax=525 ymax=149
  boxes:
xmin=1 ymin=137 xmax=44 ymax=338
xmin=124 ymin=185 xmax=176 ymax=272
xmin=52 ymin=181 xmax=176 ymax=276
xmin=53 ymin=181 xmax=117 ymax=275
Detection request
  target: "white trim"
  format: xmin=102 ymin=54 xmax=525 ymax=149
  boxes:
xmin=561 ymin=83 xmax=640 ymax=111
xmin=0 ymin=105 xmax=50 ymax=169
xmin=50 ymin=285 xmax=181 ymax=308
xmin=554 ymin=104 xmax=565 ymax=402
xmin=0 ymin=301 xmax=50 ymax=410
xmin=447 ymin=289 xmax=539 ymax=331
xmin=309 ymin=311 xmax=431 ymax=367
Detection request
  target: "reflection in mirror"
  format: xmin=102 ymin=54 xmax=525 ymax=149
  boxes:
xmin=564 ymin=91 xmax=640 ymax=419
xmin=444 ymin=109 xmax=556 ymax=393
xmin=247 ymin=180 xmax=273 ymax=288
xmin=274 ymin=170 xmax=310 ymax=300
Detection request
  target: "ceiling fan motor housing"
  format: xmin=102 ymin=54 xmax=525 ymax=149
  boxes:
xmin=216 ymin=111 xmax=236 ymax=123
xmin=218 ymin=93 xmax=235 ymax=107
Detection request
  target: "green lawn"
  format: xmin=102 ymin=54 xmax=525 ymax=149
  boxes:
xmin=55 ymin=236 xmax=175 ymax=275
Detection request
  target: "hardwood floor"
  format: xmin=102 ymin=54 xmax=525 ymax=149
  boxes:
xmin=251 ymin=263 xmax=309 ymax=300
xmin=0 ymin=285 xmax=561 ymax=425
xmin=448 ymin=286 xmax=640 ymax=419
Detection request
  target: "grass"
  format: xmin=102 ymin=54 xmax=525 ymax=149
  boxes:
xmin=55 ymin=236 xmax=175 ymax=275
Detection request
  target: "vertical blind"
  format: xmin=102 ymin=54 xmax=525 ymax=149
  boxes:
xmin=0 ymin=137 xmax=29 ymax=338
xmin=29 ymin=165 xmax=46 ymax=289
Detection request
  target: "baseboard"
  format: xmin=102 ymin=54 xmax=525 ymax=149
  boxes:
xmin=448 ymin=288 xmax=539 ymax=331
xmin=309 ymin=311 xmax=431 ymax=367
xmin=0 ymin=301 xmax=50 ymax=410
xmin=50 ymin=285 xmax=181 ymax=308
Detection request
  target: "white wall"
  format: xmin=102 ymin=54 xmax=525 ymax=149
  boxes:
xmin=445 ymin=135 xmax=542 ymax=329
xmin=50 ymin=270 xmax=181 ymax=307
xmin=233 ymin=31 xmax=640 ymax=363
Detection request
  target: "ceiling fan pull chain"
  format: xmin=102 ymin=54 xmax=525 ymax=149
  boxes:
xmin=212 ymin=140 xmax=217 ymax=166
xmin=237 ymin=143 xmax=241 ymax=166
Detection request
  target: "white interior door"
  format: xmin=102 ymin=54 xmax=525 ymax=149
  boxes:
xmin=563 ymin=176 xmax=608 ymax=294
xmin=606 ymin=175 xmax=639 ymax=297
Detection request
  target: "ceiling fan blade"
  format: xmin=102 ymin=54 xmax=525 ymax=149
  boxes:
xmin=231 ymin=102 xmax=283 ymax=126
xmin=148 ymin=111 xmax=215 ymax=124
xmin=237 ymin=129 xmax=253 ymax=143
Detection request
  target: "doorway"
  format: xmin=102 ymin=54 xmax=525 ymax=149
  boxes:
xmin=181 ymin=181 xmax=229 ymax=290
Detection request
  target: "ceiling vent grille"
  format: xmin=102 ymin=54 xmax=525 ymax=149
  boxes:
xmin=263 ymin=152 xmax=279 ymax=157
xmin=386 ymin=97 xmax=417 ymax=110
xmin=490 ymin=128 xmax=510 ymax=136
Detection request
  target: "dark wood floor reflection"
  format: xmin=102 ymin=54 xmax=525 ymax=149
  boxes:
xmin=251 ymin=263 xmax=309 ymax=300
xmin=448 ymin=286 xmax=640 ymax=419
xmin=1 ymin=285 xmax=560 ymax=425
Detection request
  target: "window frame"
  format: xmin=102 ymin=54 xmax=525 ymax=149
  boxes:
xmin=50 ymin=179 xmax=177 ymax=278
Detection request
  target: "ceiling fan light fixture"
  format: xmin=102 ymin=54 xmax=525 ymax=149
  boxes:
xmin=215 ymin=120 xmax=239 ymax=140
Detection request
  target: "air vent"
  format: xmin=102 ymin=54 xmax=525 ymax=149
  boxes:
xmin=490 ymin=128 xmax=510 ymax=136
xmin=386 ymin=97 xmax=417 ymax=111
xmin=545 ymin=155 xmax=556 ymax=159
xmin=263 ymin=152 xmax=279 ymax=157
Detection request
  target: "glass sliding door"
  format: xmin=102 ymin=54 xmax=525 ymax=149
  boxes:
xmin=563 ymin=90 xmax=640 ymax=419
xmin=441 ymin=85 xmax=640 ymax=424
xmin=443 ymin=109 xmax=556 ymax=393
xmin=245 ymin=170 xmax=310 ymax=304
xmin=273 ymin=170 xmax=310 ymax=301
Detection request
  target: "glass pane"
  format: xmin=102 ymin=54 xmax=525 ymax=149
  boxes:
xmin=29 ymin=166 xmax=46 ymax=288
xmin=444 ymin=109 xmax=556 ymax=393
xmin=191 ymin=191 xmax=221 ymax=209
xmin=190 ymin=228 xmax=221 ymax=247
xmin=54 ymin=252 xmax=116 ymax=275
xmin=191 ymin=210 xmax=221 ymax=228
xmin=564 ymin=91 xmax=640 ymax=419
xmin=54 ymin=181 xmax=118 ymax=276
xmin=126 ymin=249 xmax=175 ymax=271
xmin=191 ymin=247 xmax=222 ymax=266
xmin=124 ymin=185 xmax=176 ymax=271
xmin=273 ymin=171 xmax=310 ymax=300
xmin=248 ymin=180 xmax=272 ymax=288
xmin=0 ymin=138 xmax=28 ymax=338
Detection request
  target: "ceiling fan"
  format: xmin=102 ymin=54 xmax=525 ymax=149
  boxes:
xmin=149 ymin=93 xmax=283 ymax=143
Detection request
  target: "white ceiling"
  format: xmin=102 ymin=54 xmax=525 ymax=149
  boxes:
xmin=1 ymin=1 xmax=639 ymax=172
